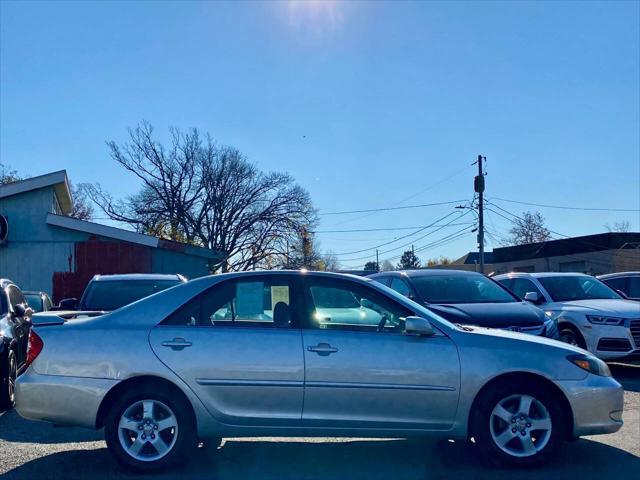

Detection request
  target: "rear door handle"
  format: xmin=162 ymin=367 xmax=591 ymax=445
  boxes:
xmin=307 ymin=343 xmax=338 ymax=356
xmin=161 ymin=338 xmax=192 ymax=351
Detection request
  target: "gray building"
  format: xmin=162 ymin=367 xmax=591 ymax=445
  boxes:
xmin=449 ymin=232 xmax=640 ymax=275
xmin=0 ymin=170 xmax=221 ymax=301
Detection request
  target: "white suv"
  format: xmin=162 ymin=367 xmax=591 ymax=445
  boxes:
xmin=494 ymin=272 xmax=640 ymax=361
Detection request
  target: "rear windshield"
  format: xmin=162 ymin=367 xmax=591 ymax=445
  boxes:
xmin=24 ymin=293 xmax=44 ymax=312
xmin=537 ymin=276 xmax=621 ymax=302
xmin=81 ymin=279 xmax=182 ymax=311
xmin=412 ymin=275 xmax=517 ymax=304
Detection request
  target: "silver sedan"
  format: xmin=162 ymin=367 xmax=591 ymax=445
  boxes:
xmin=15 ymin=271 xmax=623 ymax=472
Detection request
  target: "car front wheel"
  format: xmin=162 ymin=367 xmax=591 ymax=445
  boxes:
xmin=472 ymin=382 xmax=565 ymax=467
xmin=104 ymin=386 xmax=196 ymax=472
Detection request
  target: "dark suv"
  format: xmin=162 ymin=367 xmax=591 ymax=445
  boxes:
xmin=0 ymin=279 xmax=33 ymax=409
xmin=369 ymin=269 xmax=558 ymax=338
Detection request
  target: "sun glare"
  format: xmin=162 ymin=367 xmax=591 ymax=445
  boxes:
xmin=286 ymin=0 xmax=345 ymax=35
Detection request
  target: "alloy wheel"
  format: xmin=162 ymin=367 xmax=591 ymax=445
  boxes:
xmin=117 ymin=399 xmax=179 ymax=462
xmin=489 ymin=393 xmax=552 ymax=458
xmin=7 ymin=355 xmax=17 ymax=404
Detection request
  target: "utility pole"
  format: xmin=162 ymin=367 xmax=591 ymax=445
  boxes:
xmin=376 ymin=249 xmax=380 ymax=272
xmin=474 ymin=155 xmax=486 ymax=273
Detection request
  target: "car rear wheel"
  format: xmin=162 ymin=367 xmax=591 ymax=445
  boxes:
xmin=104 ymin=386 xmax=196 ymax=472
xmin=471 ymin=381 xmax=565 ymax=467
xmin=0 ymin=350 xmax=17 ymax=409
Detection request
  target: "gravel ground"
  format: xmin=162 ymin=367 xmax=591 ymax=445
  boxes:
xmin=1 ymin=364 xmax=638 ymax=480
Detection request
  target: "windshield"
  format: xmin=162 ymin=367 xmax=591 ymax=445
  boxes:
xmin=81 ymin=279 xmax=182 ymax=311
xmin=411 ymin=275 xmax=517 ymax=304
xmin=24 ymin=294 xmax=43 ymax=312
xmin=537 ymin=276 xmax=622 ymax=302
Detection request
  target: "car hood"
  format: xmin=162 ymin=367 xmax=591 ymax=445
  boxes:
xmin=548 ymin=299 xmax=640 ymax=317
xmin=426 ymin=302 xmax=545 ymax=328
xmin=464 ymin=324 xmax=587 ymax=354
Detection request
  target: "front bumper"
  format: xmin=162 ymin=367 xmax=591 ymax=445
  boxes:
xmin=15 ymin=368 xmax=117 ymax=428
xmin=557 ymin=374 xmax=624 ymax=437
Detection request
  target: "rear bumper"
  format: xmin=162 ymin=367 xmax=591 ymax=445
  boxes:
xmin=15 ymin=368 xmax=117 ymax=428
xmin=557 ymin=375 xmax=624 ymax=437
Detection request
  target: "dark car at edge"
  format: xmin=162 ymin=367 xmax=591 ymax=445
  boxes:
xmin=0 ymin=279 xmax=33 ymax=409
xmin=369 ymin=269 xmax=558 ymax=338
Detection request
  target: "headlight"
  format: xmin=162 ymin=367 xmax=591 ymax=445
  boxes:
xmin=567 ymin=354 xmax=611 ymax=377
xmin=586 ymin=315 xmax=624 ymax=326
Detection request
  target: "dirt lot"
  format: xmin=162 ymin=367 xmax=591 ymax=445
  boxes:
xmin=1 ymin=364 xmax=638 ymax=480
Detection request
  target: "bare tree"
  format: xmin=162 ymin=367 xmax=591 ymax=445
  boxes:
xmin=604 ymin=220 xmax=630 ymax=233
xmin=507 ymin=211 xmax=551 ymax=245
xmin=426 ymin=256 xmax=452 ymax=267
xmin=87 ymin=122 xmax=317 ymax=272
xmin=0 ymin=163 xmax=21 ymax=185
xmin=70 ymin=183 xmax=94 ymax=220
xmin=380 ymin=259 xmax=395 ymax=271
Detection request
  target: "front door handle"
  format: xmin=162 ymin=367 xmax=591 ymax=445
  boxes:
xmin=161 ymin=338 xmax=192 ymax=351
xmin=307 ymin=343 xmax=338 ymax=356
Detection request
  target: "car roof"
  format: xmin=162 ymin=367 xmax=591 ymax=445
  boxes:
xmin=371 ymin=269 xmax=484 ymax=278
xmin=0 ymin=278 xmax=17 ymax=289
xmin=90 ymin=273 xmax=187 ymax=282
xmin=494 ymin=272 xmax=590 ymax=279
xmin=598 ymin=271 xmax=640 ymax=279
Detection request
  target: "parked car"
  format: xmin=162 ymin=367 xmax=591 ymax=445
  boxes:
xmin=369 ymin=270 xmax=558 ymax=338
xmin=16 ymin=271 xmax=622 ymax=471
xmin=598 ymin=272 xmax=640 ymax=301
xmin=57 ymin=273 xmax=187 ymax=312
xmin=494 ymin=272 xmax=640 ymax=360
xmin=23 ymin=291 xmax=54 ymax=313
xmin=0 ymin=279 xmax=33 ymax=408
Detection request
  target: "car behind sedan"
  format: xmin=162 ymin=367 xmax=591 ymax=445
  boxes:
xmin=369 ymin=270 xmax=557 ymax=338
xmin=16 ymin=271 xmax=622 ymax=472
xmin=495 ymin=272 xmax=640 ymax=360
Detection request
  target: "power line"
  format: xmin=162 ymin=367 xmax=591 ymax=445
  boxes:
xmin=337 ymin=210 xmax=474 ymax=262
xmin=319 ymin=199 xmax=467 ymax=216
xmin=327 ymin=211 xmax=460 ymax=257
xmin=490 ymin=196 xmax=640 ymax=213
xmin=314 ymin=222 xmax=475 ymax=234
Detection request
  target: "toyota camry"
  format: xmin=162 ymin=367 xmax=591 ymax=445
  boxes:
xmin=15 ymin=271 xmax=623 ymax=472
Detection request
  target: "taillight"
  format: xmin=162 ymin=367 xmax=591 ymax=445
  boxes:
xmin=25 ymin=330 xmax=44 ymax=368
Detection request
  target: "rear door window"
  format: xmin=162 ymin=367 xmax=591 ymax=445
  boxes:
xmin=629 ymin=277 xmax=640 ymax=298
xmin=164 ymin=275 xmax=299 ymax=328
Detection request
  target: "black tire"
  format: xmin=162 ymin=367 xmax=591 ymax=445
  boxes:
xmin=0 ymin=350 xmax=17 ymax=410
xmin=104 ymin=384 xmax=197 ymax=472
xmin=558 ymin=323 xmax=586 ymax=349
xmin=471 ymin=380 xmax=565 ymax=468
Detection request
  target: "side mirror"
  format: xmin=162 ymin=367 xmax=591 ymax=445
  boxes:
xmin=404 ymin=316 xmax=435 ymax=336
xmin=58 ymin=298 xmax=78 ymax=310
xmin=524 ymin=292 xmax=542 ymax=304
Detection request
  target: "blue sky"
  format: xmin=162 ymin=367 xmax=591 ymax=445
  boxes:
xmin=1 ymin=0 xmax=638 ymax=268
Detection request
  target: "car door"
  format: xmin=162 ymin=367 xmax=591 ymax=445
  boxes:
xmin=149 ymin=274 xmax=305 ymax=426
xmin=300 ymin=276 xmax=460 ymax=430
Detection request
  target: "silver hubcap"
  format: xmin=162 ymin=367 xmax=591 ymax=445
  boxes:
xmin=118 ymin=399 xmax=178 ymax=462
xmin=8 ymin=356 xmax=16 ymax=403
xmin=489 ymin=394 xmax=552 ymax=458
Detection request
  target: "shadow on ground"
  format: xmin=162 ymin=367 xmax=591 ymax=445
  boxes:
xmin=2 ymin=436 xmax=639 ymax=480
xmin=610 ymin=363 xmax=640 ymax=392
xmin=0 ymin=409 xmax=103 ymax=443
